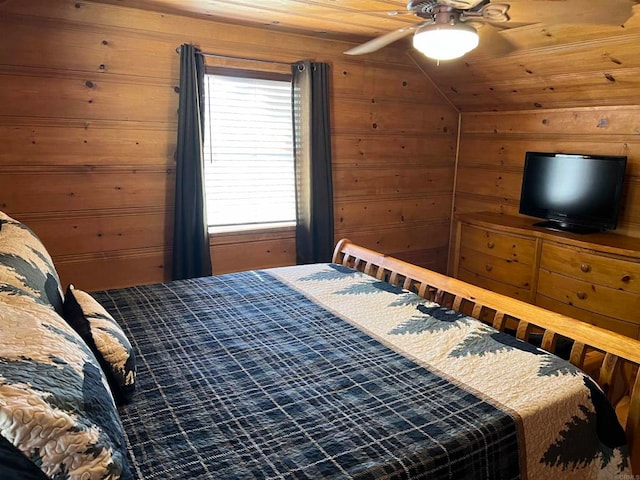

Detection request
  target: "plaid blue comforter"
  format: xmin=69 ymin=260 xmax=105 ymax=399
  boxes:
xmin=93 ymin=263 xmax=629 ymax=479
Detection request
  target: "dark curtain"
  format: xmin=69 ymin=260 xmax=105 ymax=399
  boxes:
xmin=172 ymin=44 xmax=212 ymax=280
xmin=292 ymin=61 xmax=334 ymax=264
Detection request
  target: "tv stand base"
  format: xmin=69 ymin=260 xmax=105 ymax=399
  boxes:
xmin=533 ymin=220 xmax=601 ymax=235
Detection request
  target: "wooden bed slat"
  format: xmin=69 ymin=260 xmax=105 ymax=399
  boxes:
xmin=627 ymin=376 xmax=640 ymax=473
xmin=434 ymin=289 xmax=445 ymax=305
xmin=601 ymin=354 xmax=631 ymax=409
xmin=451 ymin=295 xmax=463 ymax=312
xmin=569 ymin=341 xmax=588 ymax=369
xmin=541 ymin=330 xmax=558 ymax=353
xmin=515 ymin=321 xmax=532 ymax=341
xmin=471 ymin=303 xmax=483 ymax=320
xmin=491 ymin=311 xmax=507 ymax=331
xmin=332 ymin=238 xmax=640 ymax=473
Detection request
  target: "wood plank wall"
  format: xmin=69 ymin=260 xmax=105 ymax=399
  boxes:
xmin=0 ymin=0 xmax=457 ymax=291
xmin=454 ymin=107 xmax=640 ymax=260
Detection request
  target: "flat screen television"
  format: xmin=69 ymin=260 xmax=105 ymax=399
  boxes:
xmin=519 ymin=152 xmax=627 ymax=234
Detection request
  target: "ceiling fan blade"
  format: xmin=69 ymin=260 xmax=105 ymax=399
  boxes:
xmin=473 ymin=23 xmax=517 ymax=56
xmin=504 ymin=0 xmax=635 ymax=26
xmin=344 ymin=25 xmax=419 ymax=55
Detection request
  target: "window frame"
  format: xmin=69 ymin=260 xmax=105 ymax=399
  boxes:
xmin=202 ymin=67 xmax=296 ymax=236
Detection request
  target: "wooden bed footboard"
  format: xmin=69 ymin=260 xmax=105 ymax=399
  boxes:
xmin=332 ymin=238 xmax=640 ymax=473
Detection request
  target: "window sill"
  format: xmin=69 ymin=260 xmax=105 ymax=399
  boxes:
xmin=208 ymin=222 xmax=295 ymax=235
xmin=209 ymin=223 xmax=296 ymax=246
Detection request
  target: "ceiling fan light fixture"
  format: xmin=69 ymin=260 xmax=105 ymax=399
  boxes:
xmin=412 ymin=22 xmax=479 ymax=61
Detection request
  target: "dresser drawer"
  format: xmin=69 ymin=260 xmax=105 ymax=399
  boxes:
xmin=540 ymin=242 xmax=640 ymax=294
xmin=459 ymin=224 xmax=536 ymax=264
xmin=537 ymin=269 xmax=640 ymax=324
xmin=536 ymin=295 xmax=640 ymax=339
xmin=457 ymin=267 xmax=533 ymax=302
xmin=458 ymin=246 xmax=533 ymax=289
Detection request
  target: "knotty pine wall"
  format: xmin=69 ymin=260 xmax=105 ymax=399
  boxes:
xmin=0 ymin=0 xmax=458 ymax=291
xmin=453 ymin=107 xmax=640 ymax=251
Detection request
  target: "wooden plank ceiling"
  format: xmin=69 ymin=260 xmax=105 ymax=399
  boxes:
xmin=93 ymin=0 xmax=640 ymax=111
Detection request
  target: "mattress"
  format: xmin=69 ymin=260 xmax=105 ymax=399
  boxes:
xmin=93 ymin=263 xmax=629 ymax=479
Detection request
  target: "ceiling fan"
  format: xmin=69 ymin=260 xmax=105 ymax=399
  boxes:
xmin=344 ymin=0 xmax=637 ymax=61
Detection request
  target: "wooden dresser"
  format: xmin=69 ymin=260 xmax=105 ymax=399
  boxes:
xmin=453 ymin=212 xmax=640 ymax=339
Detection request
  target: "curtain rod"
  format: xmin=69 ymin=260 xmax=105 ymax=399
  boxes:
xmin=176 ymin=46 xmax=294 ymax=67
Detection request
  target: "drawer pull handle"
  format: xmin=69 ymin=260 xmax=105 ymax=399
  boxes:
xmin=487 ymin=241 xmax=495 ymax=249
xmin=485 ymin=264 xmax=493 ymax=272
xmin=621 ymin=274 xmax=631 ymax=283
xmin=580 ymin=264 xmax=591 ymax=273
xmin=576 ymin=291 xmax=587 ymax=300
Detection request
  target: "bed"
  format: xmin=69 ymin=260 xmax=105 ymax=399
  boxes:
xmin=1 ymin=211 xmax=640 ymax=479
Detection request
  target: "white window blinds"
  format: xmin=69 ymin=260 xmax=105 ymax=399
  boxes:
xmin=202 ymin=73 xmax=295 ymax=230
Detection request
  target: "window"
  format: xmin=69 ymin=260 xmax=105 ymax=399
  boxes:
xmin=202 ymin=72 xmax=295 ymax=232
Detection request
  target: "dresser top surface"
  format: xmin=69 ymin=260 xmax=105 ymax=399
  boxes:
xmin=457 ymin=212 xmax=640 ymax=259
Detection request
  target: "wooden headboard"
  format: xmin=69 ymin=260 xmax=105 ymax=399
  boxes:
xmin=332 ymin=238 xmax=640 ymax=473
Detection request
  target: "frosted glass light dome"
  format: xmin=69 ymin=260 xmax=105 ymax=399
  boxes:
xmin=412 ymin=22 xmax=479 ymax=61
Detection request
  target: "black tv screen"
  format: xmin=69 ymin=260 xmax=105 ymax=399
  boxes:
xmin=519 ymin=152 xmax=627 ymax=234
